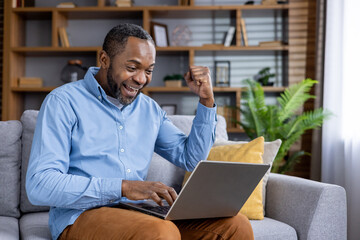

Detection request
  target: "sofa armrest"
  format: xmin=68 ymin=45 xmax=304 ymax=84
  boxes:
xmin=265 ymin=173 xmax=347 ymax=240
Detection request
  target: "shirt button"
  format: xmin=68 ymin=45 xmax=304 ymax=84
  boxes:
xmin=119 ymin=125 xmax=123 ymax=130
xmin=120 ymin=149 xmax=124 ymax=152
xmin=127 ymin=169 xmax=131 ymax=173
xmin=98 ymin=95 xmax=101 ymax=100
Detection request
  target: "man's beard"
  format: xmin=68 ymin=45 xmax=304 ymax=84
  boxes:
xmin=106 ymin=64 xmax=142 ymax=106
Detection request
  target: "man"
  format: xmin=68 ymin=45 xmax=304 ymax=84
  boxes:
xmin=26 ymin=23 xmax=253 ymax=239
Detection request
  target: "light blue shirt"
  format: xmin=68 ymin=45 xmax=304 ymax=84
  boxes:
xmin=26 ymin=67 xmax=217 ymax=239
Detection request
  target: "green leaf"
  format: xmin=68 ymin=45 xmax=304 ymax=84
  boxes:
xmin=277 ymin=78 xmax=317 ymax=122
xmin=240 ymin=79 xmax=267 ymax=137
xmin=239 ymin=76 xmax=332 ymax=173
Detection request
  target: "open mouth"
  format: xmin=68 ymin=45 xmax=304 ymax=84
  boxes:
xmin=122 ymin=83 xmax=140 ymax=97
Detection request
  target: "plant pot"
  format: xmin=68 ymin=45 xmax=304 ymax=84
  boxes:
xmin=265 ymin=82 xmax=274 ymax=86
xmin=165 ymin=80 xmax=182 ymax=87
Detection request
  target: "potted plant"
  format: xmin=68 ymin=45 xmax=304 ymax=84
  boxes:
xmin=163 ymin=74 xmax=183 ymax=87
xmin=236 ymin=78 xmax=331 ymax=173
xmin=254 ymin=67 xmax=275 ymax=86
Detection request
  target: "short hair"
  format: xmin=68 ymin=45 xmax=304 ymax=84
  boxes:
xmin=102 ymin=23 xmax=154 ymax=59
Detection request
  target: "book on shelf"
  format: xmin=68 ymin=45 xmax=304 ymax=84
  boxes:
xmin=202 ymin=44 xmax=224 ymax=47
xmin=240 ymin=18 xmax=248 ymax=46
xmin=58 ymin=27 xmax=70 ymax=47
xmin=13 ymin=0 xmax=35 ymax=8
xmin=178 ymin=0 xmax=190 ymax=6
xmin=259 ymin=40 xmax=284 ymax=47
xmin=56 ymin=2 xmax=77 ymax=8
xmin=115 ymin=0 xmax=133 ymax=7
xmin=18 ymin=77 xmax=43 ymax=88
xmin=223 ymin=26 xmax=236 ymax=47
xmin=58 ymin=27 xmax=65 ymax=47
xmin=261 ymin=0 xmax=278 ymax=5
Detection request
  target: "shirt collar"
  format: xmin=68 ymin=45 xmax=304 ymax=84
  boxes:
xmin=84 ymin=66 xmax=140 ymax=111
xmin=84 ymin=67 xmax=107 ymax=102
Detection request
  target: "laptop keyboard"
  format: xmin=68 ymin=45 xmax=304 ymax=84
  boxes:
xmin=142 ymin=205 xmax=171 ymax=215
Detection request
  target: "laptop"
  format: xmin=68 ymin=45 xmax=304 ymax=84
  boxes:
xmin=115 ymin=160 xmax=270 ymax=220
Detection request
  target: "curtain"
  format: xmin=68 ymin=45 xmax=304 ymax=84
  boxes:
xmin=322 ymin=0 xmax=360 ymax=239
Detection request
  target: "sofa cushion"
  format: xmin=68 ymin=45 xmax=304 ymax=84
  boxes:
xmin=168 ymin=115 xmax=228 ymax=141
xmin=183 ymin=137 xmax=266 ymax=220
xmin=0 ymin=216 xmax=19 ymax=240
xmin=0 ymin=120 xmax=22 ymax=218
xmin=20 ymin=212 xmax=51 ymax=240
xmin=146 ymin=153 xmax=185 ymax=193
xmin=209 ymin=137 xmax=265 ymax=220
xmin=250 ymin=217 xmax=297 ymax=240
xmin=20 ymin=110 xmax=50 ymax=213
xmin=213 ymin=139 xmax=282 ymax=214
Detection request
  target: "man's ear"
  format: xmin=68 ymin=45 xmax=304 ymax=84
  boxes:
xmin=99 ymin=50 xmax=110 ymax=69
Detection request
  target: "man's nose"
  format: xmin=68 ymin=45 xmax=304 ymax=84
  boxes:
xmin=133 ymin=71 xmax=147 ymax=85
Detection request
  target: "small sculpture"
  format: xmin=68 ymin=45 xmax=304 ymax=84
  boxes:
xmin=171 ymin=25 xmax=192 ymax=46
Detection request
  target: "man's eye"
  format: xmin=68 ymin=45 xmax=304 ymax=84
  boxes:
xmin=127 ymin=67 xmax=136 ymax=71
xmin=146 ymin=70 xmax=153 ymax=75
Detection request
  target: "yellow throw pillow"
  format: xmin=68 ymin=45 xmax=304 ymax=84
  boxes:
xmin=213 ymin=139 xmax=282 ymax=215
xmin=182 ymin=136 xmax=265 ymax=220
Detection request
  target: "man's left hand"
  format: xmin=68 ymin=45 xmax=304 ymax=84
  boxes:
xmin=184 ymin=66 xmax=215 ymax=108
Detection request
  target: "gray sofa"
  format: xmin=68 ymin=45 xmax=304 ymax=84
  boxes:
xmin=0 ymin=110 xmax=347 ymax=240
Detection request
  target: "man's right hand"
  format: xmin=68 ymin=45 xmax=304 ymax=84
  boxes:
xmin=122 ymin=180 xmax=178 ymax=206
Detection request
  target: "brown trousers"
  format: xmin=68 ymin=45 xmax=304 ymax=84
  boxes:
xmin=59 ymin=207 xmax=254 ymax=240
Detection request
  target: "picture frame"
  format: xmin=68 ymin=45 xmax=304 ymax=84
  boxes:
xmin=214 ymin=61 xmax=231 ymax=87
xmin=151 ymin=22 xmax=169 ymax=47
xmin=161 ymin=104 xmax=177 ymax=115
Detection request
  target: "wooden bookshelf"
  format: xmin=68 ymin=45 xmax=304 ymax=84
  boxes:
xmin=142 ymin=86 xmax=285 ymax=132
xmin=12 ymin=4 xmax=289 ymax=12
xmin=12 ymin=45 xmax=288 ymax=53
xmin=11 ymin=87 xmax=56 ymax=92
xmin=2 ymin=0 xmax=300 ymax=126
xmin=12 ymin=47 xmax=101 ymax=53
xmin=10 ymin=86 xmax=285 ymax=94
xmin=2 ymin=0 xmax=317 ymax=178
xmin=143 ymin=86 xmax=285 ymax=93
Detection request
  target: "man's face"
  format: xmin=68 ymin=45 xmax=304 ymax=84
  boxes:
xmin=106 ymin=37 xmax=156 ymax=105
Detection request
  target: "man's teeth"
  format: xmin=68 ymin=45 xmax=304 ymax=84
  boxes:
xmin=125 ymin=85 xmax=138 ymax=92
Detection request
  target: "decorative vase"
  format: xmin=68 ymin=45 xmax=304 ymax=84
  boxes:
xmin=60 ymin=59 xmax=87 ymax=83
